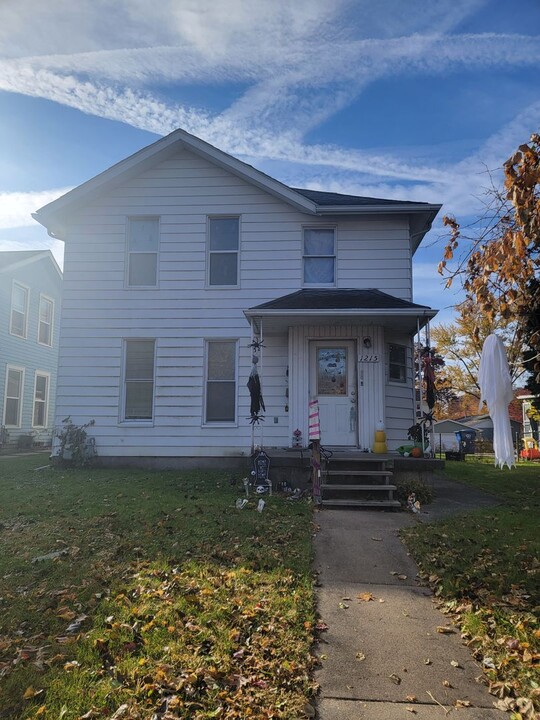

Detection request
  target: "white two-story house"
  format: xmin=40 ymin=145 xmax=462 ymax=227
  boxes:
xmin=33 ymin=128 xmax=440 ymax=465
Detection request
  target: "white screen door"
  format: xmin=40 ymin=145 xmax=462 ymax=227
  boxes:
xmin=310 ymin=341 xmax=357 ymax=446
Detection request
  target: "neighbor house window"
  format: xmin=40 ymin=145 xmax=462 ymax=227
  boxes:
xmin=208 ymin=217 xmax=239 ymax=286
xmin=33 ymin=373 xmax=50 ymax=427
xmin=4 ymin=367 xmax=24 ymax=427
xmin=123 ymin=340 xmax=155 ymax=420
xmin=10 ymin=282 xmax=29 ymax=337
xmin=389 ymin=344 xmax=407 ymax=383
xmin=204 ymin=340 xmax=237 ymax=423
xmin=127 ymin=217 xmax=159 ymax=286
xmin=303 ymin=228 xmax=335 ymax=284
xmin=38 ymin=295 xmax=54 ymax=346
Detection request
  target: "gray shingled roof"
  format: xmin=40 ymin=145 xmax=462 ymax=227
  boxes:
xmin=0 ymin=250 xmax=47 ymax=269
xmin=250 ymin=289 xmax=432 ymax=311
xmin=291 ymin=188 xmax=429 ymax=207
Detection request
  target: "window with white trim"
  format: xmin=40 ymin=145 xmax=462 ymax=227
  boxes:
xmin=33 ymin=373 xmax=49 ymax=427
xmin=123 ymin=340 xmax=155 ymax=420
xmin=208 ymin=217 xmax=239 ymax=286
xmin=204 ymin=340 xmax=237 ymax=423
xmin=10 ymin=282 xmax=29 ymax=337
xmin=303 ymin=228 xmax=335 ymax=285
xmin=127 ymin=217 xmax=159 ymax=286
xmin=38 ymin=296 xmax=54 ymax=346
xmin=4 ymin=367 xmax=24 ymax=427
xmin=388 ymin=344 xmax=407 ymax=383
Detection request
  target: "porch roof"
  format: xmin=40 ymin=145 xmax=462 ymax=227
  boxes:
xmin=244 ymin=289 xmax=437 ymax=333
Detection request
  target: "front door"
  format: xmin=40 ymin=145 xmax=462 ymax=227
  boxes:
xmin=310 ymin=341 xmax=357 ymax=446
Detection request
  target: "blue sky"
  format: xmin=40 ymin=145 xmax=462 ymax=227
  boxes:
xmin=0 ymin=0 xmax=539 ymax=325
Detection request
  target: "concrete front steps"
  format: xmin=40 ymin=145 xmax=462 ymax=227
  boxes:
xmin=321 ymin=456 xmax=400 ymax=509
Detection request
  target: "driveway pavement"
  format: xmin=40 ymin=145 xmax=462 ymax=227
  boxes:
xmin=313 ymin=474 xmax=505 ymax=719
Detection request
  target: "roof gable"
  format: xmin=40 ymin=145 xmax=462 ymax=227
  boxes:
xmin=33 ymin=128 xmax=441 ymax=244
xmin=0 ymin=249 xmax=62 ymax=279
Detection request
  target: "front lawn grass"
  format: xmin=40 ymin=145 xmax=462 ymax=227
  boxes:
xmin=0 ymin=455 xmax=316 ymax=719
xmin=403 ymin=460 xmax=539 ymax=715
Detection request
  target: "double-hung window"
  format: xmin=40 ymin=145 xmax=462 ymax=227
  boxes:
xmin=4 ymin=367 xmax=24 ymax=427
xmin=123 ymin=340 xmax=155 ymax=421
xmin=208 ymin=217 xmax=239 ymax=287
xmin=38 ymin=295 xmax=54 ymax=346
xmin=303 ymin=228 xmax=336 ymax=285
xmin=10 ymin=282 xmax=29 ymax=337
xmin=204 ymin=340 xmax=237 ymax=423
xmin=388 ymin=344 xmax=407 ymax=383
xmin=127 ymin=217 xmax=159 ymax=287
xmin=33 ymin=373 xmax=50 ymax=427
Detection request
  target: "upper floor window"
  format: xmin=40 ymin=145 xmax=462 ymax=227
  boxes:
xmin=127 ymin=217 xmax=159 ymax=287
xmin=10 ymin=282 xmax=29 ymax=338
xmin=388 ymin=344 xmax=407 ymax=383
xmin=303 ymin=228 xmax=335 ymax=285
xmin=4 ymin=366 xmax=24 ymax=427
xmin=204 ymin=340 xmax=237 ymax=423
xmin=38 ymin=295 xmax=54 ymax=346
xmin=208 ymin=217 xmax=239 ymax=287
xmin=123 ymin=339 xmax=155 ymax=421
xmin=33 ymin=372 xmax=50 ymax=427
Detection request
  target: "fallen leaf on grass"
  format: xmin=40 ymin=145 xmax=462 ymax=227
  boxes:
xmin=23 ymin=687 xmax=43 ymax=700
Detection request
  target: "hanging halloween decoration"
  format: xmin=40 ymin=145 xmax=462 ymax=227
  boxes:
xmin=478 ymin=334 xmax=515 ymax=469
xmin=247 ymin=345 xmax=265 ymax=425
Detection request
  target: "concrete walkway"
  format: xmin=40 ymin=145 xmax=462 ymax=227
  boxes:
xmin=314 ymin=476 xmax=505 ymax=719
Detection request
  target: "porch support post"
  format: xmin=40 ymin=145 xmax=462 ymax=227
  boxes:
xmin=250 ymin=318 xmax=255 ymax=456
xmin=416 ymin=317 xmax=425 ymax=450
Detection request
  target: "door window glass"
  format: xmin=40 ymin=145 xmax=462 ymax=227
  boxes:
xmin=317 ymin=348 xmax=347 ymax=395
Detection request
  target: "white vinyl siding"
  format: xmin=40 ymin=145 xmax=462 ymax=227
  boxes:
xmin=126 ymin=217 xmax=159 ymax=287
xmin=123 ymin=340 xmax=155 ymax=421
xmin=204 ymin=340 xmax=237 ymax=423
xmin=207 ymin=216 xmax=239 ymax=287
xmin=33 ymin=372 xmax=50 ymax=427
xmin=10 ymin=282 xmax=29 ymax=338
xmin=4 ymin=366 xmax=24 ymax=427
xmin=38 ymin=295 xmax=54 ymax=346
xmin=303 ymin=228 xmax=335 ymax=285
xmin=53 ymin=147 xmax=417 ymax=457
xmin=388 ymin=344 xmax=407 ymax=383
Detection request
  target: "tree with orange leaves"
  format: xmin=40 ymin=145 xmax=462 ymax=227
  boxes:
xmin=439 ymin=133 xmax=540 ymax=385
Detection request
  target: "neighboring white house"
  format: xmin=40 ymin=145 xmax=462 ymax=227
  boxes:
xmin=33 ymin=128 xmax=440 ymax=464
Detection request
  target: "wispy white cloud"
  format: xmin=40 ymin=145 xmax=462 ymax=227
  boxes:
xmin=0 ymin=188 xmax=72 ymax=229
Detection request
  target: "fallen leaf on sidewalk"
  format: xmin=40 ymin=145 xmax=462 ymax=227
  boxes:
xmin=371 ymin=537 xmax=382 ymax=541
xmin=443 ymin=680 xmax=453 ymax=688
xmin=405 ymin=694 xmax=417 ymax=702
xmin=437 ymin=626 xmax=456 ymax=634
xmin=405 ymin=708 xmax=417 ymax=714
xmin=338 ymin=602 xmax=349 ymax=609
xmin=355 ymin=652 xmax=366 ymax=661
xmin=455 ymin=699 xmax=472 ymax=708
xmin=398 ymin=574 xmax=408 ymax=580
xmin=424 ymin=658 xmax=432 ymax=665
xmin=450 ymin=660 xmax=461 ymax=668
xmin=357 ymin=592 xmax=374 ymax=602
xmin=389 ymin=673 xmax=402 ymax=684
